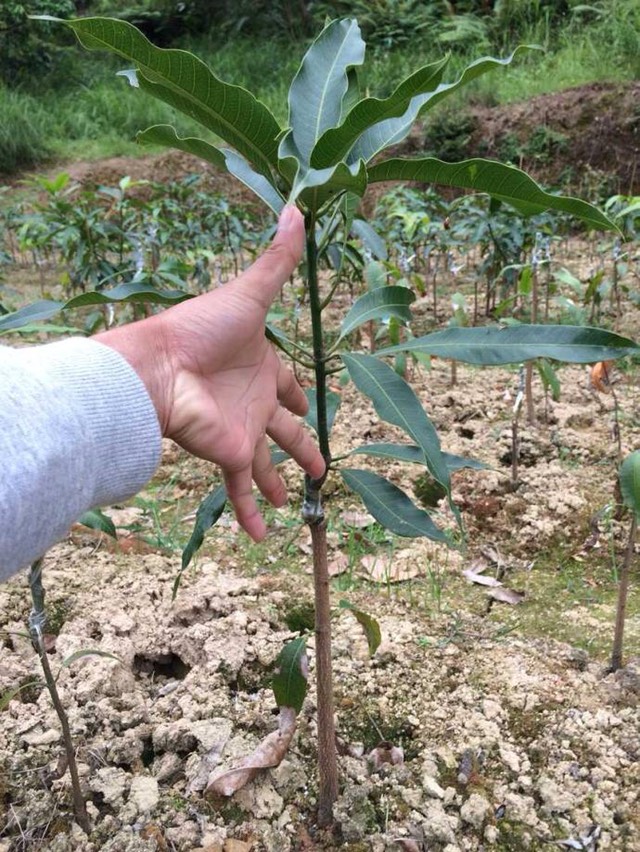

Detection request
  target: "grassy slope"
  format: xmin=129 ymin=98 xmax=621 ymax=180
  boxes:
xmin=1 ymin=5 xmax=638 ymax=175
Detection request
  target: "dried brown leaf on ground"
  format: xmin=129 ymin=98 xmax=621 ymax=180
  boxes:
xmin=487 ymin=587 xmax=525 ymax=605
xmin=305 ymin=551 xmax=349 ymax=576
xmin=341 ymin=510 xmax=376 ymax=528
xmin=462 ymin=568 xmax=503 ymax=587
xmin=368 ymin=741 xmax=404 ymax=772
xmin=359 ymin=551 xmax=421 ymax=583
xmin=205 ymin=708 xmax=297 ymax=797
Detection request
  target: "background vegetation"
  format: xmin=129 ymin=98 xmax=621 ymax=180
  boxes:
xmin=1 ymin=0 xmax=639 ymax=175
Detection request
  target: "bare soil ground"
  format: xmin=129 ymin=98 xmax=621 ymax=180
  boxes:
xmin=1 ymin=83 xmax=639 ymax=852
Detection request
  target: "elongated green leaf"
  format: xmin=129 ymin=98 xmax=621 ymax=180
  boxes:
xmin=341 ymin=468 xmax=450 ymax=541
xmin=223 ymin=150 xmax=285 ymax=214
xmin=180 ymin=484 xmax=227 ymax=579
xmin=0 ymin=300 xmax=65 ymax=331
xmin=536 ymin=359 xmax=561 ymax=401
xmin=620 ymin=451 xmax=640 ymax=517
xmin=350 ymin=442 xmax=487 ymax=471
xmin=367 ymin=158 xmax=617 ymax=231
xmin=351 ymin=47 xmax=534 ymax=164
xmin=0 ymin=284 xmax=192 ymax=333
xmin=378 ymin=325 xmax=639 ymax=364
xmin=338 ymin=600 xmax=381 ymax=655
xmin=294 ymin=158 xmax=368 ymax=210
xmin=137 ymin=123 xmax=227 ymax=168
xmin=140 ymin=128 xmax=285 ymax=212
xmin=312 ymin=56 xmax=449 ymax=168
xmin=48 ymin=16 xmax=281 ymax=176
xmin=78 ymin=509 xmax=117 ymax=539
xmin=280 ymin=18 xmax=365 ymax=171
xmin=340 ymin=286 xmax=414 ymax=340
xmin=272 ymin=637 xmax=308 ymax=714
xmin=0 ymin=323 xmax=83 ymax=337
xmin=305 ymin=388 xmax=341 ymax=438
xmin=350 ymin=219 xmax=388 ymax=261
xmin=61 ymin=649 xmax=120 ymax=668
xmin=342 ymin=352 xmax=450 ymax=492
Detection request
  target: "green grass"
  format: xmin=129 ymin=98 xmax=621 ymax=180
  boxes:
xmin=0 ymin=88 xmax=53 ymax=174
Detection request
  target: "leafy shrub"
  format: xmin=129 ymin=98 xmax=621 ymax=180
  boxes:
xmin=0 ymin=0 xmax=76 ymax=88
xmin=313 ymin=0 xmax=439 ymax=47
xmin=422 ymin=109 xmax=478 ymax=162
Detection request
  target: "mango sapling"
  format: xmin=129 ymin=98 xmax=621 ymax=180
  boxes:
xmin=38 ymin=13 xmax=640 ymax=825
xmin=610 ymin=450 xmax=640 ymax=672
xmin=26 ymin=559 xmax=91 ymax=834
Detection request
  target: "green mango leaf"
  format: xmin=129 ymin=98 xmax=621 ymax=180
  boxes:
xmin=48 ymin=16 xmax=281 ymax=176
xmin=312 ymin=55 xmax=449 ymax=168
xmin=341 ymin=66 xmax=361 ymax=120
xmin=272 ymin=636 xmax=308 ymax=714
xmin=365 ymin=261 xmax=388 ymax=290
xmin=367 ymin=158 xmax=617 ymax=232
xmin=78 ymin=509 xmax=117 ymax=539
xmin=0 ymin=323 xmax=84 ymax=337
xmin=378 ymin=325 xmax=639 ymax=365
xmin=350 ymin=219 xmax=388 ymax=260
xmin=341 ymin=468 xmax=450 ymax=542
xmin=295 ymin=158 xmax=368 ymax=210
xmin=70 ymin=282 xmax=191 ymax=307
xmin=137 ymin=124 xmax=227 ymax=167
xmin=305 ymin=388 xmax=341 ymax=438
xmin=179 ymin=484 xmax=227 ymax=594
xmin=350 ymin=442 xmax=487 ymax=470
xmin=338 ymin=600 xmax=381 ymax=655
xmin=620 ymin=451 xmax=640 ymax=517
xmin=341 ymin=352 xmax=450 ymax=493
xmin=223 ymin=149 xmax=285 ymax=214
xmin=0 ymin=300 xmax=65 ymax=331
xmin=536 ymin=358 xmax=561 ymax=401
xmin=0 ymin=282 xmax=192 ymax=333
xmin=351 ymin=47 xmax=535 ymax=164
xmin=139 ymin=126 xmax=285 ymax=212
xmin=340 ymin=286 xmax=415 ymax=340
xmin=279 ymin=18 xmax=365 ymax=172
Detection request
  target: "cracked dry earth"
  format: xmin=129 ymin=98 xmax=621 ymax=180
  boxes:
xmin=1 ymin=348 xmax=639 ymax=852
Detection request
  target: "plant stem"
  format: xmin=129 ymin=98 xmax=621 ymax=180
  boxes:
xmin=310 ymin=521 xmax=338 ymax=826
xmin=28 ymin=561 xmax=90 ymax=835
xmin=526 ymin=263 xmax=539 ymax=425
xmin=610 ymin=514 xmax=636 ymax=672
xmin=303 ymin=211 xmax=338 ymax=826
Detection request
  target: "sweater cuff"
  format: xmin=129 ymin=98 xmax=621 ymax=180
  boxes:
xmin=18 ymin=337 xmax=162 ymax=507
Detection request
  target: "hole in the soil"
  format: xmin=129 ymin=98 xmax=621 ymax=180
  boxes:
xmin=459 ymin=426 xmax=475 ymax=439
xmin=141 ymin=735 xmax=155 ymax=768
xmin=2 ymin=634 xmax=14 ymax=651
xmin=132 ymin=652 xmax=191 ymax=681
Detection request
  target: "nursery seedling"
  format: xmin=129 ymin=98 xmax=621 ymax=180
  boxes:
xmin=33 ymin=14 xmax=639 ymax=825
xmin=610 ymin=451 xmax=640 ymax=672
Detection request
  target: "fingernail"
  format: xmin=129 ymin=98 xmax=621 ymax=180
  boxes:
xmin=277 ymin=204 xmax=298 ymax=234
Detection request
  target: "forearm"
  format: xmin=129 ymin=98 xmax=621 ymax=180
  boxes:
xmin=0 ymin=338 xmax=161 ymax=580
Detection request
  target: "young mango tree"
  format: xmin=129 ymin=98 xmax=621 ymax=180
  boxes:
xmin=39 ymin=14 xmax=639 ymax=826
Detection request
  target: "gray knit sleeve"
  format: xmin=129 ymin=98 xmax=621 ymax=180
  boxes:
xmin=0 ymin=338 xmax=162 ymax=579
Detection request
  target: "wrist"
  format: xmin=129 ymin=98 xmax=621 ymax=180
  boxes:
xmin=95 ymin=313 xmax=175 ymax=435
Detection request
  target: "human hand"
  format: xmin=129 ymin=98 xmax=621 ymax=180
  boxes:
xmin=97 ymin=205 xmax=325 ymax=541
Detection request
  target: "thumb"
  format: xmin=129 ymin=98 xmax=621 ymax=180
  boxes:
xmin=237 ymin=205 xmax=305 ymax=309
